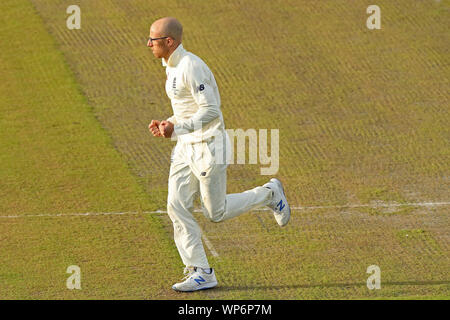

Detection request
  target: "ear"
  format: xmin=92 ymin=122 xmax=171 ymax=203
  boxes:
xmin=167 ymin=37 xmax=175 ymax=47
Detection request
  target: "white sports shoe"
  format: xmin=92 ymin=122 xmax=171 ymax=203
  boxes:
xmin=172 ymin=266 xmax=218 ymax=292
xmin=263 ymin=178 xmax=291 ymax=227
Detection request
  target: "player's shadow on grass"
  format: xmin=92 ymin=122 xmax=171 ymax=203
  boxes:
xmin=216 ymin=280 xmax=450 ymax=292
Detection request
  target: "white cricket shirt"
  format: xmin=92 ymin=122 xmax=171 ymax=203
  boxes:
xmin=162 ymin=44 xmax=225 ymax=144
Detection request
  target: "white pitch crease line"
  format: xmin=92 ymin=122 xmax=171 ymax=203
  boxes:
xmin=0 ymin=211 xmax=140 ymax=219
xmin=254 ymin=201 xmax=450 ymax=211
xmin=201 ymin=234 xmax=220 ymax=258
xmin=0 ymin=201 xmax=448 ymax=219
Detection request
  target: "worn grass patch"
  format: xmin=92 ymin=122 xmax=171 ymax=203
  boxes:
xmin=356 ymin=206 xmax=416 ymax=216
xmin=356 ymin=187 xmax=406 ymax=204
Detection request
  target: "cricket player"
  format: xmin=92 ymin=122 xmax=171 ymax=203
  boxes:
xmin=147 ymin=17 xmax=290 ymax=292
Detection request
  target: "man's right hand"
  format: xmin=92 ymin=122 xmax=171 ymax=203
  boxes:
xmin=149 ymin=120 xmax=162 ymax=137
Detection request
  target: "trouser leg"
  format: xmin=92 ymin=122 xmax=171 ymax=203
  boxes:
xmin=192 ymin=140 xmax=273 ymax=223
xmin=167 ymin=146 xmax=209 ymax=269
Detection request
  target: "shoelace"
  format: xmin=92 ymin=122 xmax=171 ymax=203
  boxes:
xmin=181 ymin=266 xmax=196 ymax=281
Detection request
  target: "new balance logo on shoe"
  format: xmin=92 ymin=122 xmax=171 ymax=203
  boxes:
xmin=262 ymin=178 xmax=290 ymax=227
xmin=276 ymin=199 xmax=285 ymax=211
xmin=172 ymin=269 xmax=218 ymax=292
xmin=194 ymin=276 xmax=206 ymax=285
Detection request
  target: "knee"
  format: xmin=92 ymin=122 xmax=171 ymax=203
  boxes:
xmin=210 ymin=216 xmax=222 ymax=223
xmin=202 ymin=202 xmax=226 ymax=223
xmin=207 ymin=210 xmax=225 ymax=223
xmin=167 ymin=198 xmax=188 ymax=225
xmin=167 ymin=194 xmax=183 ymax=213
xmin=172 ymin=219 xmax=184 ymax=235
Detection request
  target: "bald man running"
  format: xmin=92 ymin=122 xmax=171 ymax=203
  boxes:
xmin=147 ymin=17 xmax=290 ymax=292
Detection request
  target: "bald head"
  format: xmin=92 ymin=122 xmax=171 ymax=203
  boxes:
xmin=148 ymin=17 xmax=183 ymax=60
xmin=151 ymin=17 xmax=183 ymax=44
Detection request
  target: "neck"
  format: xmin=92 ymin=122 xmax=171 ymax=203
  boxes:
xmin=163 ymin=42 xmax=181 ymax=62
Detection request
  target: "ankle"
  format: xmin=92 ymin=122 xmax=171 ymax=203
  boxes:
xmin=200 ymin=267 xmax=213 ymax=274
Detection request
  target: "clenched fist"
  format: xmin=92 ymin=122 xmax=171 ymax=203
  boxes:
xmin=159 ymin=120 xmax=174 ymax=138
xmin=149 ymin=120 xmax=162 ymax=137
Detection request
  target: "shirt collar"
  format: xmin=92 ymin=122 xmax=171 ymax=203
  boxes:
xmin=162 ymin=44 xmax=186 ymax=67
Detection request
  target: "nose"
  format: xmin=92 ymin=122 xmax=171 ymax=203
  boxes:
xmin=147 ymin=39 xmax=152 ymax=47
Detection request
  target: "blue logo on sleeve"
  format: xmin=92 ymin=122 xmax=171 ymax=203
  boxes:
xmin=199 ymin=84 xmax=205 ymax=91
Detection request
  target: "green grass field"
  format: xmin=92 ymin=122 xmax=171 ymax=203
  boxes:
xmin=0 ymin=0 xmax=448 ymax=299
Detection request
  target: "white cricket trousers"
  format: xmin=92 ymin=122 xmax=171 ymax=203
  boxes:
xmin=167 ymin=134 xmax=272 ymax=268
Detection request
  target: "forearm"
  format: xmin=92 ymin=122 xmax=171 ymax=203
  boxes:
xmin=173 ymin=105 xmax=220 ymax=136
